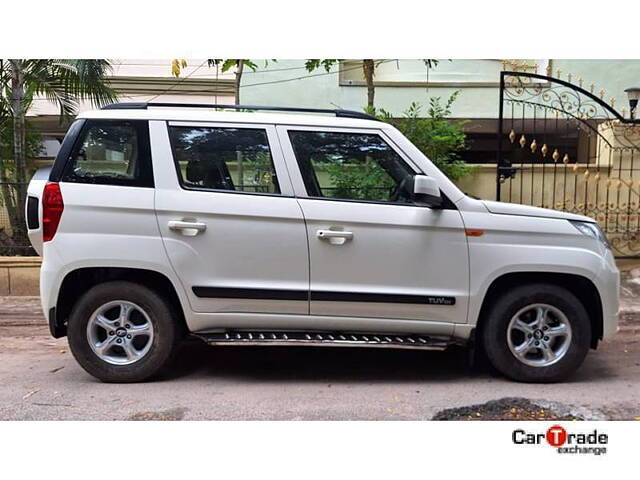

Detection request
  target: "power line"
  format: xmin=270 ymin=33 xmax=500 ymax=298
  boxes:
xmin=135 ymin=60 xmax=393 ymax=102
xmin=145 ymin=60 xmax=208 ymax=102
xmin=25 ymin=62 xmax=211 ymax=106
xmin=23 ymin=60 xmax=397 ymax=107
xmin=109 ymin=62 xmax=309 ymax=75
xmin=238 ymin=64 xmax=308 ymax=75
xmin=241 ymin=60 xmax=394 ymax=88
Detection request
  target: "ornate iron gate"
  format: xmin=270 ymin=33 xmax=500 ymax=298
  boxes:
xmin=497 ymin=70 xmax=640 ymax=257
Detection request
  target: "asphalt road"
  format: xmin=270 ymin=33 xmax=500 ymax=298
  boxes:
xmin=1 ymin=297 xmax=639 ymax=420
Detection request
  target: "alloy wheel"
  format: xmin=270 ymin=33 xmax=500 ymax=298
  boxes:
xmin=86 ymin=300 xmax=154 ymax=365
xmin=506 ymin=303 xmax=572 ymax=367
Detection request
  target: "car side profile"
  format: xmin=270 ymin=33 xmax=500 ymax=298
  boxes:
xmin=25 ymin=103 xmax=619 ymax=383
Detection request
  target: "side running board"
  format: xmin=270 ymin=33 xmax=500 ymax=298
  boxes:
xmin=194 ymin=331 xmax=449 ymax=350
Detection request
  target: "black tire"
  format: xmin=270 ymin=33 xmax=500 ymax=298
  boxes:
xmin=481 ymin=283 xmax=591 ymax=383
xmin=67 ymin=281 xmax=180 ymax=383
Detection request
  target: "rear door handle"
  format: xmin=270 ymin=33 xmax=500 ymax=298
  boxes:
xmin=316 ymin=229 xmax=354 ymax=245
xmin=168 ymin=220 xmax=207 ymax=236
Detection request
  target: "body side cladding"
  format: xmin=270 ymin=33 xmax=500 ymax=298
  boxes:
xmin=192 ymin=286 xmax=455 ymax=305
xmin=55 ymin=267 xmax=188 ymax=338
xmin=475 ymin=271 xmax=604 ymax=349
xmin=192 ymin=287 xmax=307 ymax=301
xmin=48 ymin=307 xmax=65 ymax=338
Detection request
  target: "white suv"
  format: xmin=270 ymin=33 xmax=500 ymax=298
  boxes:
xmin=26 ymin=103 xmax=619 ymax=383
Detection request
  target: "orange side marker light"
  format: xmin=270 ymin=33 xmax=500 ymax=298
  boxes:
xmin=465 ymin=229 xmax=484 ymax=237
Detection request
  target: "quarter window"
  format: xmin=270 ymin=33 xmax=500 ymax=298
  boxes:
xmin=169 ymin=126 xmax=280 ymax=194
xmin=62 ymin=120 xmax=153 ymax=187
xmin=288 ymin=131 xmax=415 ymax=203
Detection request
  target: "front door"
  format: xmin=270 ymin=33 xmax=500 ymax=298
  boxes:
xmin=279 ymin=126 xmax=469 ymax=324
xmin=152 ymin=121 xmax=309 ymax=316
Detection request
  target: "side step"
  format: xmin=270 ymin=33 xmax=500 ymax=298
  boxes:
xmin=194 ymin=331 xmax=449 ymax=350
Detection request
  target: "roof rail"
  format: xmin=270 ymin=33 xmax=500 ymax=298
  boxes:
xmin=101 ymin=102 xmax=380 ymax=121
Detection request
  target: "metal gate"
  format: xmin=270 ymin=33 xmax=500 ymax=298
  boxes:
xmin=497 ymin=70 xmax=640 ymax=257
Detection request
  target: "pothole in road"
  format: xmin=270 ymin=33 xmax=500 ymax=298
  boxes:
xmin=432 ymin=397 xmax=603 ymax=421
xmin=127 ymin=407 xmax=187 ymax=421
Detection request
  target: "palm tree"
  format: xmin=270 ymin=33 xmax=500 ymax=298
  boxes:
xmin=0 ymin=59 xmax=117 ymax=252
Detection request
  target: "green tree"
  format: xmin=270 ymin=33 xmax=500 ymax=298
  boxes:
xmin=0 ymin=119 xmax=43 ymax=250
xmin=376 ymin=92 xmax=474 ymax=181
xmin=205 ymin=59 xmax=259 ymax=105
xmin=0 ymin=59 xmax=117 ymax=250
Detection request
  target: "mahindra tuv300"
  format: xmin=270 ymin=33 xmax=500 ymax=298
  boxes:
xmin=25 ymin=103 xmax=619 ymax=383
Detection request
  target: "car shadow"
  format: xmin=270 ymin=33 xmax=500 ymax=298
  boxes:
xmin=154 ymin=337 xmax=621 ymax=385
xmin=157 ymin=338 xmax=488 ymax=383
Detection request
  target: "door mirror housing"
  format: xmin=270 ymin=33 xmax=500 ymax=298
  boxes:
xmin=412 ymin=175 xmax=442 ymax=208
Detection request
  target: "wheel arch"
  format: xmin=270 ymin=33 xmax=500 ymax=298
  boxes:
xmin=52 ymin=267 xmax=188 ymax=338
xmin=475 ymin=272 xmax=603 ymax=349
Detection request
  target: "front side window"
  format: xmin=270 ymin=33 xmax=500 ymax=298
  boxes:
xmin=168 ymin=126 xmax=280 ymax=194
xmin=288 ymin=131 xmax=415 ymax=203
xmin=62 ymin=120 xmax=152 ymax=187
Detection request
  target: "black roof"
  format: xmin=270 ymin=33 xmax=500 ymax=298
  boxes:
xmin=102 ymin=102 xmax=380 ymax=121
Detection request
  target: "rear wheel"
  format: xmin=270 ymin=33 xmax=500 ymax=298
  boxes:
xmin=481 ymin=284 xmax=591 ymax=382
xmin=67 ymin=281 xmax=180 ymax=382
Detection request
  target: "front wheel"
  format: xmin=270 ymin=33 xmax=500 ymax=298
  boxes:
xmin=67 ymin=281 xmax=180 ymax=383
xmin=482 ymin=284 xmax=591 ymax=382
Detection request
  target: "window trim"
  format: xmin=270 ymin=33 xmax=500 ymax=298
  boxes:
xmin=60 ymin=119 xmax=154 ymax=188
xmin=50 ymin=119 xmax=85 ymax=182
xmin=286 ymin=128 xmax=420 ymax=205
xmin=167 ymin=123 xmax=285 ymax=197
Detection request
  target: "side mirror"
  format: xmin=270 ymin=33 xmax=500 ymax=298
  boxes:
xmin=412 ymin=175 xmax=442 ymax=208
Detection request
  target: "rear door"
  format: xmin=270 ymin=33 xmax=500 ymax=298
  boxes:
xmin=152 ymin=121 xmax=309 ymax=316
xmin=277 ymin=125 xmax=469 ymax=325
xmin=46 ymin=119 xmax=161 ymax=268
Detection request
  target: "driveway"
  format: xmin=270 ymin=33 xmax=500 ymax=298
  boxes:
xmin=1 ymin=295 xmax=639 ymax=421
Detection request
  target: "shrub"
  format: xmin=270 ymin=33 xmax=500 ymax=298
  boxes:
xmin=373 ymin=92 xmax=474 ymax=181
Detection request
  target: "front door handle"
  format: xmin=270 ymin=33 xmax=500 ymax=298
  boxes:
xmin=168 ymin=220 xmax=207 ymax=236
xmin=316 ymin=229 xmax=354 ymax=245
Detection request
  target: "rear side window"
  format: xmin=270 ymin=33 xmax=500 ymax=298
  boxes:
xmin=168 ymin=126 xmax=280 ymax=194
xmin=62 ymin=120 xmax=153 ymax=187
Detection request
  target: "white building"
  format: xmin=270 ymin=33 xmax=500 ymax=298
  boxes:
xmin=27 ymin=59 xmax=236 ymax=161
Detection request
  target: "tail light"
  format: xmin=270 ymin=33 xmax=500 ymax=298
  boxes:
xmin=42 ymin=182 xmax=64 ymax=242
